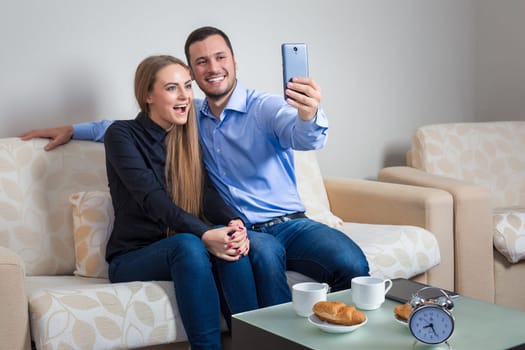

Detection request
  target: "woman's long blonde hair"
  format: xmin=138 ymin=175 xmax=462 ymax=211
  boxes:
xmin=135 ymin=55 xmax=204 ymax=219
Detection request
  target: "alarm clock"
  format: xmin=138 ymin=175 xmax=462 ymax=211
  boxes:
xmin=408 ymin=286 xmax=455 ymax=345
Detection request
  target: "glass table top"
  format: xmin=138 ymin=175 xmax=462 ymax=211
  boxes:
xmin=233 ymin=289 xmax=525 ymax=350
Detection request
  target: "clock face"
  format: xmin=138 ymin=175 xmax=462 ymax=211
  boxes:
xmin=409 ymin=304 xmax=454 ymax=344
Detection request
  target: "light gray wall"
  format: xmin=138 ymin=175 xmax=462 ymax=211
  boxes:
xmin=474 ymin=0 xmax=525 ymax=122
xmin=1 ymin=0 xmax=523 ymax=179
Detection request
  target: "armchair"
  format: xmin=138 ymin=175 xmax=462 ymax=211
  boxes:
xmin=379 ymin=121 xmax=525 ymax=310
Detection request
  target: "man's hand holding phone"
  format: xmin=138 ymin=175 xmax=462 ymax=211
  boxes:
xmin=285 ymin=77 xmax=322 ymax=121
xmin=281 ymin=43 xmax=321 ymax=121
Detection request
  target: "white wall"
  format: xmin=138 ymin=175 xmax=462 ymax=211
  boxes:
xmin=1 ymin=0 xmax=522 ymax=179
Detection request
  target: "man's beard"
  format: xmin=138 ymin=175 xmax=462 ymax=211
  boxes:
xmin=202 ymin=79 xmax=236 ymax=101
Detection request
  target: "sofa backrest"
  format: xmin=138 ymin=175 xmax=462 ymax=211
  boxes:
xmin=0 ymin=138 xmax=108 ymax=276
xmin=408 ymin=121 xmax=525 ymax=208
xmin=0 ymin=137 xmax=340 ymax=276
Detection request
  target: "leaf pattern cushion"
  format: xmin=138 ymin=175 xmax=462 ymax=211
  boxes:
xmin=411 ymin=121 xmax=525 ymax=208
xmin=494 ymin=207 xmax=525 ymax=263
xmin=29 ymin=281 xmax=187 ymax=349
xmin=341 ymin=222 xmax=441 ymax=279
xmin=294 ymin=150 xmax=344 ymax=228
xmin=70 ymin=191 xmax=114 ymax=278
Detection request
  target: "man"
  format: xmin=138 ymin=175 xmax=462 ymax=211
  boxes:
xmin=20 ymin=26 xmax=369 ymax=301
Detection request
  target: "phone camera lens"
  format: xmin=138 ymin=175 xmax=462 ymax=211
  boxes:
xmin=293 ymin=46 xmax=298 ymax=52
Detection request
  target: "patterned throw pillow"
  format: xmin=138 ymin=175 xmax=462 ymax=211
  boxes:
xmin=493 ymin=207 xmax=525 ymax=264
xmin=294 ymin=151 xmax=344 ymax=228
xmin=70 ymin=191 xmax=114 ymax=278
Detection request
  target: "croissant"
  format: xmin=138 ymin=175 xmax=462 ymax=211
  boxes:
xmin=312 ymin=301 xmax=366 ymax=326
xmin=394 ymin=302 xmax=413 ymax=321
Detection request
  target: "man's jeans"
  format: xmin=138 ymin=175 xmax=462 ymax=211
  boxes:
xmin=108 ymin=233 xmax=258 ymax=350
xmin=249 ymin=218 xmax=370 ymax=293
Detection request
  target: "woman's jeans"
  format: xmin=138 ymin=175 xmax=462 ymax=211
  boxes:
xmin=249 ymin=218 xmax=370 ymax=293
xmin=108 ymin=233 xmax=258 ymax=350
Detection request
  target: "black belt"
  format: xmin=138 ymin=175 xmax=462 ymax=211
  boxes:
xmin=250 ymin=212 xmax=307 ymax=230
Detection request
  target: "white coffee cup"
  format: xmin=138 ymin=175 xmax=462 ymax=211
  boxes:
xmin=292 ymin=282 xmax=330 ymax=317
xmin=351 ymin=276 xmax=393 ymax=310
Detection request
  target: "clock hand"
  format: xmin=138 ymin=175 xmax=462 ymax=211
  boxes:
xmin=423 ymin=323 xmax=439 ymax=337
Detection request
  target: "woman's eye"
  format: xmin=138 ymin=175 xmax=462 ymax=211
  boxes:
xmin=166 ymin=86 xmax=176 ymax=91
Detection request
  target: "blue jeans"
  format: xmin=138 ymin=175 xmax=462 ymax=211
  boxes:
xmin=246 ymin=230 xmax=292 ymax=306
xmin=108 ymin=233 xmax=258 ymax=350
xmin=250 ymin=218 xmax=369 ymax=292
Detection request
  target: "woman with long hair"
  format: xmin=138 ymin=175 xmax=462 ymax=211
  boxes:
xmin=104 ymin=55 xmax=258 ymax=350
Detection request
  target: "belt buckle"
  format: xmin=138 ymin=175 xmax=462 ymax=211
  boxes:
xmin=251 ymin=213 xmax=302 ymax=230
xmin=280 ymin=216 xmax=292 ymax=224
xmin=270 ymin=217 xmax=285 ymax=226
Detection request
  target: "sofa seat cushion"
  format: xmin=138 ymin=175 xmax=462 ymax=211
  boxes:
xmin=26 ymin=271 xmax=316 ymax=350
xmin=342 ymin=222 xmax=441 ymax=279
xmin=494 ymin=206 xmax=525 ymax=264
xmin=28 ymin=278 xmax=186 ymax=350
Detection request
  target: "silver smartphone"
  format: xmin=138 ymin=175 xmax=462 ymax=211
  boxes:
xmin=281 ymin=43 xmax=309 ymax=99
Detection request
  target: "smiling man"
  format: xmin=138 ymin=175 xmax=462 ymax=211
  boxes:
xmin=182 ymin=27 xmax=369 ymax=296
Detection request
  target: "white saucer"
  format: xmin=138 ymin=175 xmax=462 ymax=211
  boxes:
xmin=394 ymin=315 xmax=408 ymax=327
xmin=307 ymin=314 xmax=367 ymax=333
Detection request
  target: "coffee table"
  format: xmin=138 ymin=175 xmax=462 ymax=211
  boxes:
xmin=232 ymin=289 xmax=525 ymax=349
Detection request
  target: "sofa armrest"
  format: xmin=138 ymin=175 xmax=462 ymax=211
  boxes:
xmin=323 ymin=177 xmax=454 ymax=291
xmin=0 ymin=247 xmax=31 ymax=350
xmin=378 ymin=166 xmax=494 ymax=303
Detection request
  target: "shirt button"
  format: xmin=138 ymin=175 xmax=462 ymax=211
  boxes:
xmin=216 ymin=148 xmax=221 ymax=153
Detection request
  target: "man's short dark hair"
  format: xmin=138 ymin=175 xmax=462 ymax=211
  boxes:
xmin=184 ymin=26 xmax=234 ymax=67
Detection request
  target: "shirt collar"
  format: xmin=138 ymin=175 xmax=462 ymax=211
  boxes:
xmin=199 ymin=81 xmax=248 ymax=120
xmin=136 ymin=112 xmax=167 ymax=142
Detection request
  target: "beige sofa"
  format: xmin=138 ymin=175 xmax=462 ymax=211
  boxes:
xmin=0 ymin=137 xmax=453 ymax=350
xmin=379 ymin=121 xmax=525 ymax=311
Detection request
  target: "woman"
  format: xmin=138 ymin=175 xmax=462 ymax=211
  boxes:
xmin=104 ymin=55 xmax=258 ymax=350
